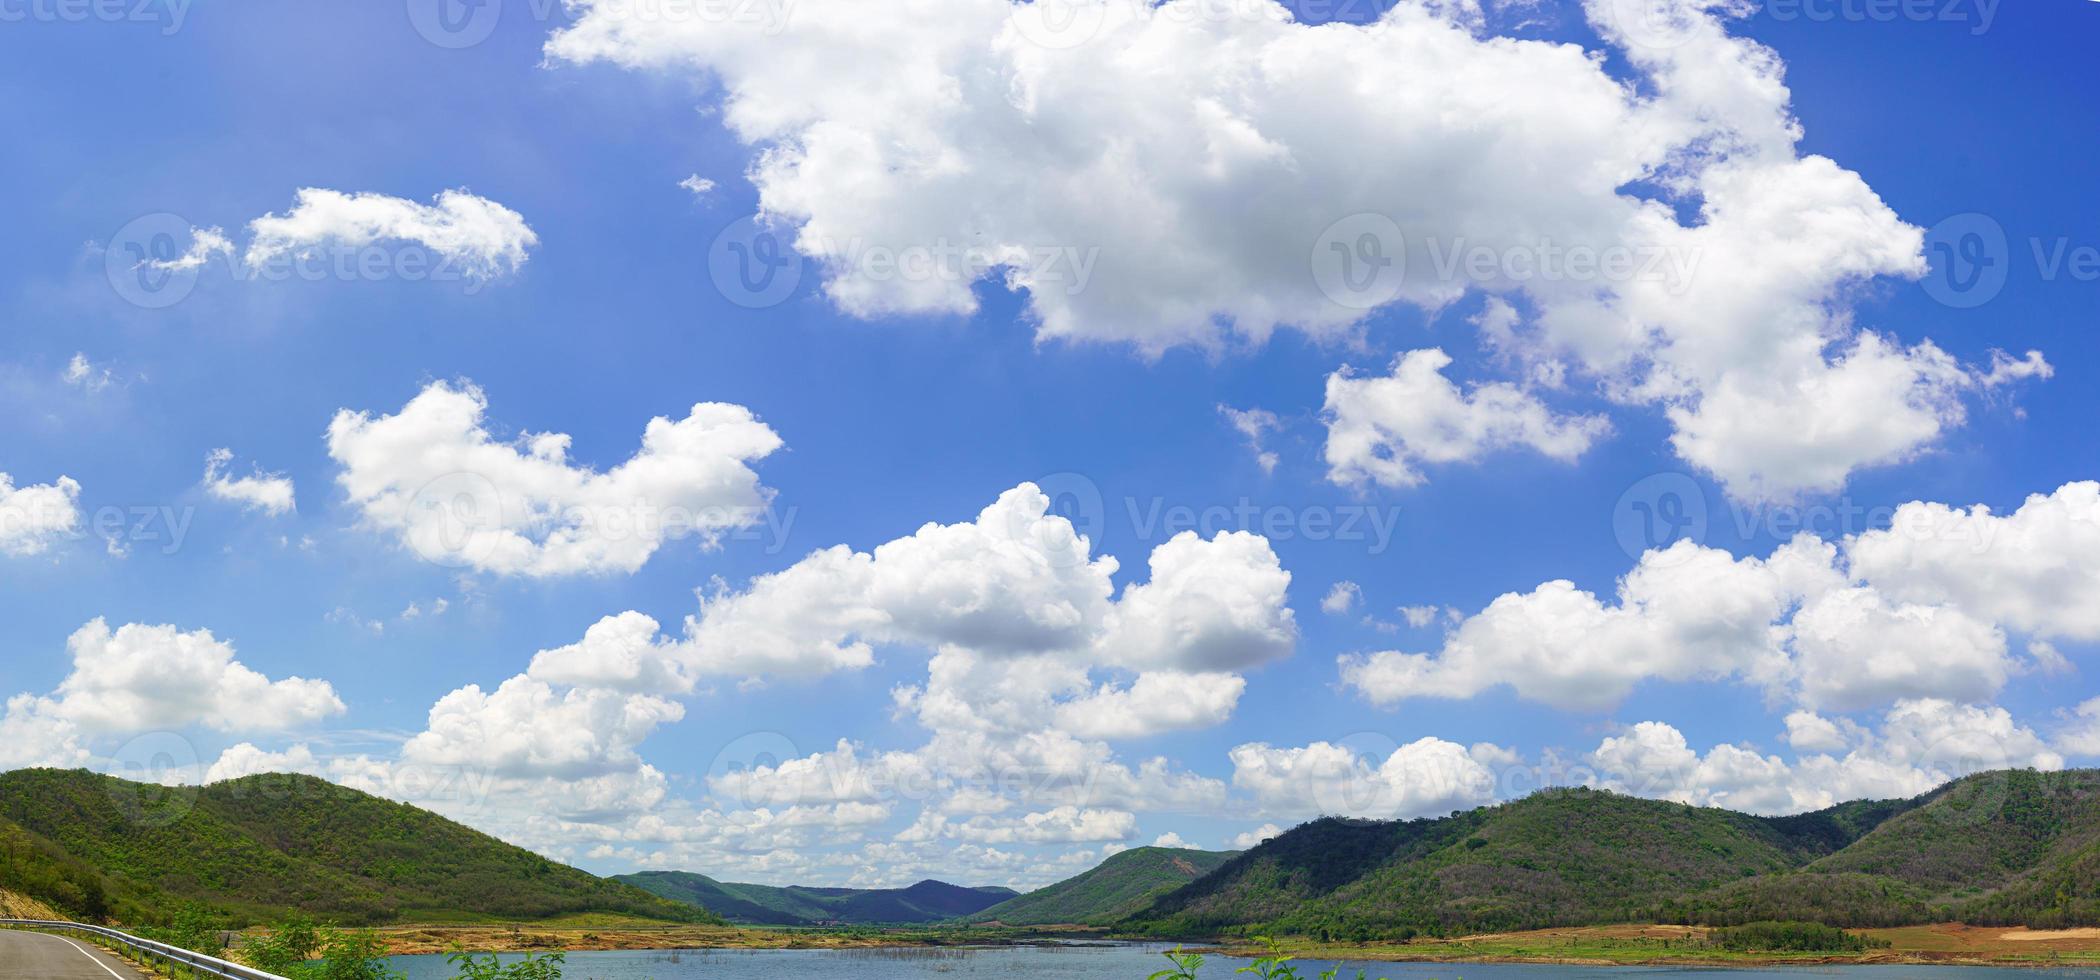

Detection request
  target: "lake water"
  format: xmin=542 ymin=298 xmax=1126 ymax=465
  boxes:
xmin=384 ymin=945 xmax=2100 ymax=980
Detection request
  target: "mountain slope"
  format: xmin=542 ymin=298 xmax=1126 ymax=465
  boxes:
xmin=0 ymin=768 xmax=712 ymax=926
xmin=967 ymin=846 xmax=1237 ymax=926
xmin=614 ymin=871 xmax=1015 ymax=925
xmin=1813 ymin=769 xmax=2100 ymax=926
xmin=1129 ymin=786 xmax=1916 ymax=939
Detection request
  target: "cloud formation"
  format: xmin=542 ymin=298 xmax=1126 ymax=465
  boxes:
xmin=547 ymin=0 xmax=2046 ymax=498
xmin=328 ymin=381 xmax=783 ymax=577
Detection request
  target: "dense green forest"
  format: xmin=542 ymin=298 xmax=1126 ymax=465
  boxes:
xmin=613 ymin=871 xmax=1015 ymax=925
xmin=0 ymin=768 xmax=714 ymax=927
xmin=963 ymin=846 xmax=1237 ymax=926
xmin=1121 ymin=771 xmax=2100 ymax=938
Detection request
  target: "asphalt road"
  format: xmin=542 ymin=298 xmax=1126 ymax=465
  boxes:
xmin=0 ymin=930 xmax=144 ymax=980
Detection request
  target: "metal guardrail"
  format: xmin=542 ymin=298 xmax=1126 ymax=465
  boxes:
xmin=0 ymin=919 xmax=289 ymax=980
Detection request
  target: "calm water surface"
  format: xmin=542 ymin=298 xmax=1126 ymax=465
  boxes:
xmin=385 ymin=945 xmax=2100 ymax=980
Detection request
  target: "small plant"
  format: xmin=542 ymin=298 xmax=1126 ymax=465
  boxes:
xmin=241 ymin=914 xmax=320 ymax=975
xmin=1149 ymin=946 xmax=1204 ymax=980
xmin=1217 ymin=938 xmax=1389 ymax=980
xmin=302 ymin=928 xmax=403 ymax=980
xmin=1237 ymin=938 xmax=1304 ymax=980
xmin=447 ymin=947 xmax=566 ymax=980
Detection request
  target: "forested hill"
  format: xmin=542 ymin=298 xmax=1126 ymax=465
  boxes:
xmin=1668 ymin=769 xmax=2100 ymax=928
xmin=965 ymin=846 xmax=1238 ymax=926
xmin=1128 ymin=772 xmax=2100 ymax=939
xmin=0 ymin=768 xmax=714 ymax=927
xmin=614 ymin=871 xmax=1015 ymax=925
xmin=1125 ymin=785 xmax=1913 ymax=938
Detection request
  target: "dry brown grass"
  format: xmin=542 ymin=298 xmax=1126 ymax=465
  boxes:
xmin=0 ymin=888 xmax=60 ymax=920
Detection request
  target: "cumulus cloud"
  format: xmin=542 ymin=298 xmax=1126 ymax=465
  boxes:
xmin=673 ymin=483 xmax=1294 ymax=693
xmin=0 ymin=695 xmax=88 ymax=771
xmin=1592 ymin=700 xmax=2064 ymax=815
xmin=1343 ymin=481 xmax=2100 ymax=714
xmin=1324 ymin=349 xmax=1609 ymax=489
xmin=1230 ymin=737 xmax=1507 ymax=820
xmin=2058 ymin=699 xmax=2100 ymax=758
xmin=328 ymin=380 xmax=783 ymax=577
xmin=301 ymin=484 xmax=1285 ymax=872
xmin=40 ymin=619 xmax=345 ymax=733
xmin=246 ymin=189 xmax=537 ymax=280
xmin=1321 ymin=581 xmax=1361 ymax=615
xmin=202 ymin=448 xmax=297 ymax=516
xmin=0 ymin=473 xmax=81 ymax=557
xmin=1229 ymin=823 xmax=1284 ymax=849
xmin=205 ymin=743 xmax=324 ymax=783
xmin=545 ymin=0 xmax=2042 ymax=499
xmin=1341 ymin=537 xmax=1825 ymax=711
xmin=0 ymin=620 xmax=344 ymax=774
xmin=1847 ymin=482 xmax=2100 ymax=641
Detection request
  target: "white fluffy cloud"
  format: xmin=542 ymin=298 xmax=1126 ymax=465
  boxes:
xmin=1344 ymin=481 xmax=2100 ymax=714
xmin=246 ymin=188 xmax=537 ymax=280
xmin=1593 ymin=699 xmax=2065 ymax=815
xmin=676 ymin=483 xmax=1293 ymax=691
xmin=1230 ymin=737 xmax=1507 ymax=820
xmin=0 ymin=473 xmax=81 ymax=557
xmin=295 ymin=484 xmax=1286 ymax=873
xmin=0 ymin=621 xmax=344 ymax=774
xmin=328 ymin=380 xmax=783 ymax=577
xmin=547 ymin=0 xmax=2042 ymax=499
xmin=402 ymin=676 xmax=683 ymax=781
xmin=1788 ymin=587 xmax=2008 ymax=711
xmin=1229 ymin=823 xmax=1284 ymax=849
xmin=0 ymin=695 xmax=88 ymax=770
xmin=2058 ymin=698 xmax=2100 ymax=758
xmin=40 ymin=620 xmax=344 ymax=733
xmin=1324 ymin=349 xmax=1609 ymax=489
xmin=202 ymin=448 xmax=297 ymax=515
xmin=1321 ymin=581 xmax=1361 ymax=615
xmin=205 ymin=743 xmax=324 ymax=783
xmin=1341 ymin=537 xmax=1824 ymax=711
xmin=1847 ymin=482 xmax=2100 ymax=641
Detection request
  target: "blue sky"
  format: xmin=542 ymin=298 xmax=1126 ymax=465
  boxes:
xmin=2 ymin=0 xmax=2097 ymax=888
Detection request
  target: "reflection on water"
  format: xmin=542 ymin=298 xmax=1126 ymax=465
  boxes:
xmin=386 ymin=945 xmax=2100 ymax=980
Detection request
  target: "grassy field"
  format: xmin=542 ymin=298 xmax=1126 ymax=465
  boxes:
xmin=1232 ymin=923 xmax=2100 ymax=967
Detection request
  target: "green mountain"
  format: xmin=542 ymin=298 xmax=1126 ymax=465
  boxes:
xmin=965 ymin=846 xmax=1238 ymax=926
xmin=615 ymin=870 xmax=1017 ymax=925
xmin=0 ymin=768 xmax=714 ymax=927
xmin=1655 ymin=771 xmax=2100 ymax=929
xmin=1130 ymin=772 xmax=2100 ymax=939
xmin=1126 ymin=785 xmax=1921 ymax=939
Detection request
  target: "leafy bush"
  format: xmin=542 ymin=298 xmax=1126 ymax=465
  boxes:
xmin=238 ymin=916 xmax=401 ymax=980
xmin=447 ymin=948 xmax=565 ymax=980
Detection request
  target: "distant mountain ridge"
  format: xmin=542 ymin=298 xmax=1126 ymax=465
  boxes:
xmin=0 ymin=768 xmax=713 ymax=926
xmin=966 ymin=846 xmax=1237 ymax=926
xmin=614 ymin=870 xmax=1017 ymax=925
